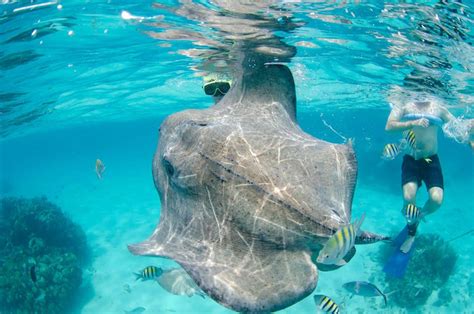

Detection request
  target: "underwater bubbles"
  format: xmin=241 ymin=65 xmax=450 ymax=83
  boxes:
xmin=442 ymin=118 xmax=471 ymax=144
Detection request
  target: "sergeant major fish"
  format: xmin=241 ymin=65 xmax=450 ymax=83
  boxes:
xmin=403 ymin=129 xmax=416 ymax=150
xmin=382 ymin=143 xmax=399 ymax=160
xmin=317 ymin=213 xmax=365 ymax=266
xmin=134 ymin=266 xmax=163 ymax=281
xmin=314 ymin=294 xmax=340 ymax=314
xmin=404 ymin=203 xmax=422 ymax=223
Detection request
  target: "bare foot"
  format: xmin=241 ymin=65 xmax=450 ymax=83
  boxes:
xmin=400 ymin=235 xmax=415 ymax=253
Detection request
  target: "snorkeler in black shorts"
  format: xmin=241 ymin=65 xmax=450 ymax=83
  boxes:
xmin=401 ymin=154 xmax=444 ymax=237
xmin=385 ymin=99 xmax=454 ymax=253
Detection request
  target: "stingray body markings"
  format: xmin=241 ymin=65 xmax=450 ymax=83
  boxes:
xmin=199 ymin=151 xmax=337 ymax=239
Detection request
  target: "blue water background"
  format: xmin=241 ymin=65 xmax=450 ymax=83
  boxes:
xmin=1 ymin=0 xmax=473 ymax=312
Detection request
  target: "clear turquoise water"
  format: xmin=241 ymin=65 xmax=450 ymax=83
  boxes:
xmin=1 ymin=1 xmax=473 ymax=313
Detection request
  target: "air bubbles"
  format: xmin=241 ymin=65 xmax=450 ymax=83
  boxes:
xmin=68 ymin=30 xmax=74 ymax=36
xmin=443 ymin=119 xmax=471 ymax=144
xmin=57 ymin=4 xmax=62 ymax=10
xmin=104 ymin=29 xmax=109 ymax=34
xmin=31 ymin=29 xmax=38 ymax=38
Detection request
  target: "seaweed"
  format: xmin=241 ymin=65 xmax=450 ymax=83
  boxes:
xmin=0 ymin=197 xmax=91 ymax=313
xmin=379 ymin=233 xmax=457 ymax=309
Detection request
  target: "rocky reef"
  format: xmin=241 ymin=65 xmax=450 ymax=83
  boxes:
xmin=0 ymin=197 xmax=90 ymax=313
xmin=379 ymin=233 xmax=457 ymax=309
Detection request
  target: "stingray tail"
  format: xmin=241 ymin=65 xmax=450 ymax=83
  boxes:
xmin=355 ymin=230 xmax=391 ymax=245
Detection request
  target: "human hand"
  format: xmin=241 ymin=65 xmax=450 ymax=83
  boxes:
xmin=411 ymin=118 xmax=429 ymax=128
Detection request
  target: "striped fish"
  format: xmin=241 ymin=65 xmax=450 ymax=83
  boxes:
xmin=382 ymin=143 xmax=399 ymax=160
xmin=314 ymin=294 xmax=340 ymax=314
xmin=317 ymin=213 xmax=365 ymax=266
xmin=134 ymin=266 xmax=163 ymax=281
xmin=404 ymin=204 xmax=421 ymax=222
xmin=404 ymin=129 xmax=416 ymax=150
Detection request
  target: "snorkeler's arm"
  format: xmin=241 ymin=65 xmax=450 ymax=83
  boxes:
xmin=385 ymin=106 xmax=418 ymax=132
xmin=439 ymin=106 xmax=456 ymax=124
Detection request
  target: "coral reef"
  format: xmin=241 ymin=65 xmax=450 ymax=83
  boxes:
xmin=379 ymin=233 xmax=457 ymax=309
xmin=0 ymin=197 xmax=90 ymax=313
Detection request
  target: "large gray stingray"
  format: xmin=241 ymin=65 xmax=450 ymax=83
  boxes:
xmin=129 ymin=62 xmax=364 ymax=312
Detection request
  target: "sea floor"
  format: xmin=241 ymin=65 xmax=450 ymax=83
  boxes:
xmin=23 ymin=178 xmax=473 ymax=314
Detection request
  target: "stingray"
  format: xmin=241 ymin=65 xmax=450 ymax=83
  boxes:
xmin=129 ymin=61 xmax=384 ymax=312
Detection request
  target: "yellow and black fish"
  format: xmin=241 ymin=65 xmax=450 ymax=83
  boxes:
xmin=317 ymin=214 xmax=365 ymax=266
xmin=404 ymin=129 xmax=416 ymax=150
xmin=404 ymin=203 xmax=421 ymax=222
xmin=314 ymin=294 xmax=340 ymax=314
xmin=382 ymin=143 xmax=400 ymax=160
xmin=134 ymin=266 xmax=163 ymax=281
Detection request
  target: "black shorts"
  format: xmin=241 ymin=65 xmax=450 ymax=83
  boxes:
xmin=401 ymin=154 xmax=444 ymax=190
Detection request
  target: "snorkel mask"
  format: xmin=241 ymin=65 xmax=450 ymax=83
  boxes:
xmin=203 ymin=73 xmax=232 ymax=97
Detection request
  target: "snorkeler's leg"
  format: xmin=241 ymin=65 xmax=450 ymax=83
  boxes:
xmin=400 ymin=156 xmax=421 ymax=253
xmin=422 ymin=155 xmax=444 ymax=216
xmin=423 ymin=187 xmax=443 ymax=215
xmin=402 ymin=182 xmax=418 ymax=204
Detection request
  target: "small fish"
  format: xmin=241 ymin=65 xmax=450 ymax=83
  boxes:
xmin=156 ymin=268 xmax=206 ymax=298
xmin=123 ymin=284 xmax=131 ymax=293
xmin=404 ymin=204 xmax=422 ymax=222
xmin=314 ymin=294 xmax=340 ymax=314
xmin=134 ymin=266 xmax=163 ymax=281
xmin=382 ymin=143 xmax=399 ymax=160
xmin=424 ymin=158 xmax=432 ymax=163
xmin=124 ymin=307 xmax=145 ymax=314
xmin=30 ymin=265 xmax=37 ymax=283
xmin=343 ymin=281 xmax=387 ymax=305
xmin=95 ymin=158 xmax=105 ymax=179
xmin=403 ymin=129 xmax=416 ymax=150
xmin=317 ymin=214 xmax=365 ymax=266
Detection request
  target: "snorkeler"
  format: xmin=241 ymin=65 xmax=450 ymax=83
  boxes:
xmin=385 ymin=97 xmax=456 ymax=253
xmin=202 ymin=73 xmax=232 ymax=103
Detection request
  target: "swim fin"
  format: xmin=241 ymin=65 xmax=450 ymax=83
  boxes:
xmin=383 ymin=226 xmax=415 ymax=278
